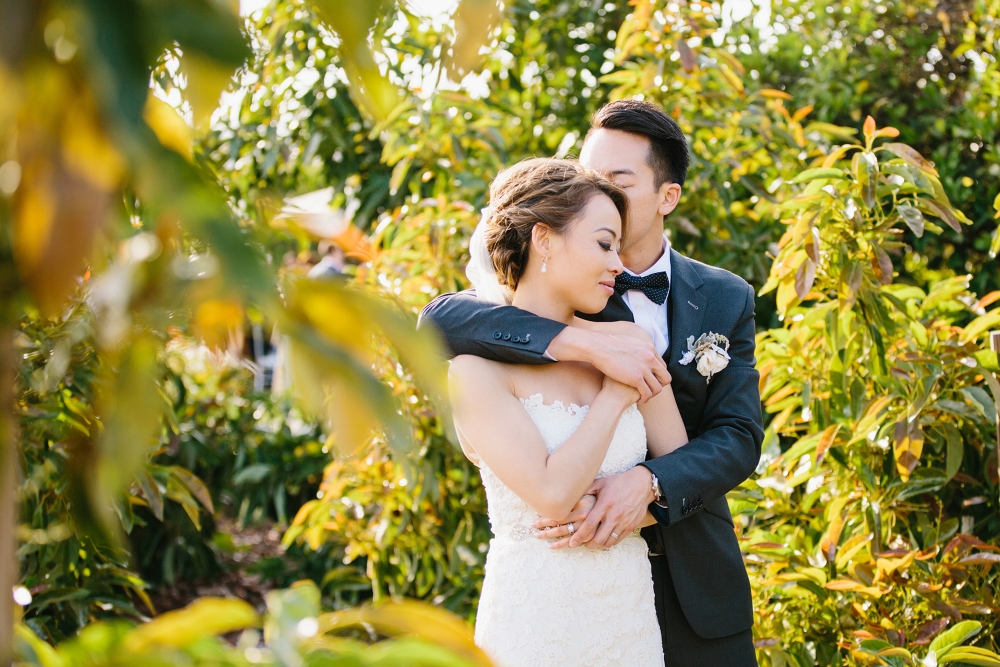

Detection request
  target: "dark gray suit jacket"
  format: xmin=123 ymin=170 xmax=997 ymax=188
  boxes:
xmin=420 ymin=248 xmax=764 ymax=640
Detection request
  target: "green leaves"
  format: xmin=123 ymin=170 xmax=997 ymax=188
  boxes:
xmin=789 ymin=168 xmax=848 ymax=183
xmin=929 ymin=620 xmax=983 ymax=657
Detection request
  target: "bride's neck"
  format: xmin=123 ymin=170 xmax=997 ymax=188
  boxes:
xmin=511 ymin=276 xmax=576 ymax=325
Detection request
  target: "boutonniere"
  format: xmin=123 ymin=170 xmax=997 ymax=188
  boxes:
xmin=679 ymin=332 xmax=731 ymax=383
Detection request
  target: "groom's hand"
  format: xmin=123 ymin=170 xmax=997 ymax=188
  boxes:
xmin=532 ymin=494 xmax=597 ymax=547
xmin=569 ymin=467 xmax=656 ymax=549
xmin=545 ymin=328 xmax=669 ymax=403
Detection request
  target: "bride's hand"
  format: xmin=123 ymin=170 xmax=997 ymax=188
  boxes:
xmin=601 ymin=374 xmax=641 ymax=409
xmin=532 ymin=494 xmax=597 ymax=546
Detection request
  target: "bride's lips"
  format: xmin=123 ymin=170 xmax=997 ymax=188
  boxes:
xmin=599 ymin=281 xmax=615 ymax=296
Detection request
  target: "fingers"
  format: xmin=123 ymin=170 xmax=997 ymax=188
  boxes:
xmin=535 ymin=522 xmax=575 ymax=540
xmin=547 ymin=535 xmax=573 ymax=549
xmin=568 ymin=503 xmax=604 ymax=548
xmin=589 ymin=519 xmax=619 ymax=549
xmin=642 ymin=367 xmax=663 ymax=397
xmin=634 ymin=374 xmax=652 ymax=403
xmin=585 ymin=481 xmax=604 ymax=496
xmin=651 ymin=362 xmax=671 ymax=386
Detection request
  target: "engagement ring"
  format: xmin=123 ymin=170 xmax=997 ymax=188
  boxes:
xmin=567 ymin=523 xmax=575 ymax=535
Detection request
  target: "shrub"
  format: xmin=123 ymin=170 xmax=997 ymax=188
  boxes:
xmin=742 ymin=119 xmax=1000 ymax=665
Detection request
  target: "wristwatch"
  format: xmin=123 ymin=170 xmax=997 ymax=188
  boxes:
xmin=650 ymin=472 xmax=668 ymax=510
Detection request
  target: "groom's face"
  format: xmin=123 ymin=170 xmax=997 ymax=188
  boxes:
xmin=580 ymin=129 xmax=680 ymax=258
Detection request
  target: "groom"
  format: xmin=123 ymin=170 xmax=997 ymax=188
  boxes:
xmin=420 ymin=100 xmax=763 ymax=666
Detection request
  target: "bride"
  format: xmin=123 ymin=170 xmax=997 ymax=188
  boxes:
xmin=448 ymin=158 xmax=689 ymax=667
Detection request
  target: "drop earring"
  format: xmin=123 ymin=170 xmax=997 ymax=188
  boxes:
xmin=541 ymin=255 xmax=548 ymax=273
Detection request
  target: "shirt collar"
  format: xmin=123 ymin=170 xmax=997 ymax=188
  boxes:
xmin=625 ymin=234 xmax=672 ymax=278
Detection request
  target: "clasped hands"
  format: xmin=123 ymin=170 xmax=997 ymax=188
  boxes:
xmin=533 ymin=465 xmax=657 ymax=549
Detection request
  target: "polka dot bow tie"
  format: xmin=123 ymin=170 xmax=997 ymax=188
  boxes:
xmin=614 ymin=271 xmax=670 ymax=305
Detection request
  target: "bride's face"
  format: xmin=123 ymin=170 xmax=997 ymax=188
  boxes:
xmin=535 ymin=193 xmax=625 ymax=314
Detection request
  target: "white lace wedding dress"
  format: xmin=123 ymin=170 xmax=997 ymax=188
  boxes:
xmin=474 ymin=394 xmax=664 ymax=667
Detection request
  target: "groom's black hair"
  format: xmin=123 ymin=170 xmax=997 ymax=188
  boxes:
xmin=588 ymin=99 xmax=690 ymax=187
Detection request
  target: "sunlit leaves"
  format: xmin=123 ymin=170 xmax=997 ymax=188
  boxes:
xmin=122 ymin=597 xmax=259 ymax=652
xmin=9 ymin=77 xmax=122 ymax=314
xmin=144 ymin=96 xmax=193 ymax=159
xmin=92 ymin=334 xmax=166 ymax=535
xmin=446 ymin=0 xmax=502 ymax=77
xmin=311 ymin=0 xmax=400 ymax=121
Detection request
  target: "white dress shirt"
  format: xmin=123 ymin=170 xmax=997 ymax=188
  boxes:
xmin=621 ymin=236 xmax=672 ymax=356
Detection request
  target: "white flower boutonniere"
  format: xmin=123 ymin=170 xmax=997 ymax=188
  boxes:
xmin=679 ymin=332 xmax=731 ymax=383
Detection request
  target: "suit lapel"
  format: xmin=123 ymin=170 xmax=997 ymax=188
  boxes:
xmin=666 ymin=249 xmax=706 ymax=392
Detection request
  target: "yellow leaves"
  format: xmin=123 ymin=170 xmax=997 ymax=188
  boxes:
xmin=718 ymin=65 xmax=745 ymax=94
xmin=819 ymin=495 xmax=851 ymax=561
xmin=317 ymin=600 xmax=493 ymax=667
xmin=759 ymin=88 xmax=793 ymax=100
xmin=823 ymin=578 xmax=887 ymax=598
xmin=446 ymin=0 xmax=502 ymax=77
xmin=311 ymin=0 xmax=401 ymax=121
xmin=850 ymin=395 xmax=895 ymax=445
xmin=122 ymin=598 xmax=259 ymax=652
xmin=814 ymin=424 xmax=841 ymax=464
xmin=893 ymin=417 xmax=924 ymax=480
xmin=791 ymin=105 xmax=814 ymax=123
xmin=8 ymin=69 xmax=121 ymax=314
xmin=180 ymin=51 xmax=237 ymax=130
xmin=13 ymin=171 xmax=56 ymax=272
xmin=144 ymin=95 xmax=193 ymax=159
xmin=876 ymin=551 xmax=914 ymax=578
xmin=193 ymin=298 xmax=244 ymax=351
xmin=960 ymin=305 xmax=1000 ymax=343
xmin=60 ymin=109 xmax=126 ymax=190
xmin=96 ymin=333 xmax=166 ymax=512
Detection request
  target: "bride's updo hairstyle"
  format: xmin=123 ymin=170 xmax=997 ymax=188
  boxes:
xmin=484 ymin=158 xmax=628 ymax=290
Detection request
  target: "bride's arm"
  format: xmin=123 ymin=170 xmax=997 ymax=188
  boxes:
xmin=574 ymin=320 xmax=688 ymax=457
xmin=449 ymin=355 xmax=637 ymax=519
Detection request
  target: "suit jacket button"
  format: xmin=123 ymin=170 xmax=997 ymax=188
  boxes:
xmin=512 ymin=336 xmax=520 ymax=343
xmin=493 ymin=331 xmax=502 ymax=339
xmin=503 ymin=333 xmax=511 ymax=340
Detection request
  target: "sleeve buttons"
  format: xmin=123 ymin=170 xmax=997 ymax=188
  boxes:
xmin=493 ymin=331 xmax=502 ymax=339
xmin=503 ymin=333 xmax=511 ymax=341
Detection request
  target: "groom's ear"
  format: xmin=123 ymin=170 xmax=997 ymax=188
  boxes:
xmin=657 ymin=182 xmax=682 ymax=217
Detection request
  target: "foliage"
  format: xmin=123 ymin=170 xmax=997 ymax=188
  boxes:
xmin=15 ymin=301 xmax=219 ymax=642
xmin=728 ymin=0 xmax=1000 ymax=295
xmin=3 ymin=0 xmax=466 ymax=656
xmin=124 ymin=339 xmax=330 ymax=588
xmin=199 ymin=0 xmax=1000 ymax=657
xmin=5 ymin=0 xmax=1000 ymax=663
xmin=739 ymin=119 xmax=1000 ymax=665
xmin=14 ymin=582 xmax=493 ymax=667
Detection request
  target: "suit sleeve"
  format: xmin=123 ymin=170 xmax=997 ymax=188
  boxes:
xmin=641 ymin=281 xmax=764 ymax=526
xmin=418 ymin=290 xmax=567 ymax=365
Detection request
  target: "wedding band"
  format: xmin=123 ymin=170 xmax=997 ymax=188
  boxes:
xmin=567 ymin=523 xmax=575 ymax=535
xmin=611 ymin=532 xmax=620 ymax=539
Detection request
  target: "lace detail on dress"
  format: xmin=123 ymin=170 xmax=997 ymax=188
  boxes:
xmin=474 ymin=394 xmax=663 ymax=667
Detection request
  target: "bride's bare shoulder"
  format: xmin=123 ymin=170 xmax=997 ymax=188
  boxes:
xmin=572 ymin=318 xmax=652 ymax=344
xmin=448 ymin=355 xmax=507 ymax=389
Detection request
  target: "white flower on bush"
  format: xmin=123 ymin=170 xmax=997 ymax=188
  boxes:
xmin=679 ymin=332 xmax=731 ymax=383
